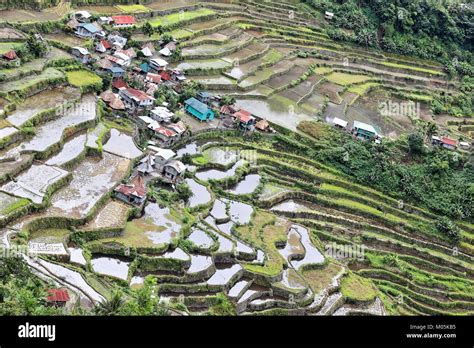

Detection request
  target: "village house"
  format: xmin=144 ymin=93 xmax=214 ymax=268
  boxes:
xmin=159 ymin=70 xmax=172 ymax=83
xmin=66 ymin=17 xmax=80 ymax=30
xmin=151 ymin=106 xmax=174 ymax=123
xmin=112 ymin=51 xmax=132 ymax=67
xmin=3 ymin=50 xmax=18 ymax=62
xmin=46 ymin=288 xmax=70 ymax=307
xmin=150 ymin=57 xmax=169 ymax=71
xmin=119 ymin=87 xmax=154 ymax=110
xmin=75 ymin=10 xmax=91 ymax=23
xmin=196 ymin=91 xmax=213 ymax=104
xmin=235 ymin=109 xmax=256 ymax=130
xmin=459 ymin=141 xmax=470 ymax=150
xmin=118 ymin=47 xmax=137 ymax=59
xmin=112 ymin=78 xmax=127 ymax=91
xmin=432 ymin=135 xmax=458 ymax=151
xmin=352 ymin=120 xmax=378 ymax=140
xmin=168 ymin=121 xmax=186 ymax=138
xmin=108 ymin=33 xmax=128 ymax=50
xmin=150 ymin=125 xmax=178 ymax=147
xmin=184 ymin=97 xmax=215 ymax=122
xmin=255 ymin=119 xmax=270 ymax=132
xmin=71 ymin=46 xmax=91 ymax=64
xmin=141 ymin=42 xmax=155 ymax=57
xmin=137 ymin=154 xmax=155 ymax=175
xmin=332 ymin=117 xmax=348 ymax=130
xmin=100 ymin=90 xmax=125 ymax=111
xmin=114 ymin=174 xmax=147 ymax=206
xmin=163 ymin=160 xmax=186 ymax=183
xmin=95 ymin=39 xmax=111 ymax=53
xmin=98 ymin=16 xmax=113 ymax=25
xmin=108 ymin=66 xmax=125 ymax=78
xmin=171 ymin=69 xmax=187 ymax=82
xmin=112 ymin=15 xmax=136 ymax=28
xmin=159 ymin=42 xmax=176 ymax=57
xmin=149 ymin=146 xmax=176 ymax=166
xmin=146 ymin=72 xmax=162 ymax=84
xmin=75 ymin=23 xmax=105 ymax=39
xmin=325 ymin=11 xmax=335 ymax=20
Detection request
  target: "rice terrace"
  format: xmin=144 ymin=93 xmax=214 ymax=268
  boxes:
xmin=0 ymin=0 xmax=472 ymax=322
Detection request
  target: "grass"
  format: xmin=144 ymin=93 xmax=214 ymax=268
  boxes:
xmin=148 ymin=9 xmax=216 ymax=28
xmin=0 ymin=42 xmax=23 ymax=54
xmin=297 ymin=121 xmax=337 ymax=141
xmin=301 ymin=262 xmax=344 ymax=294
xmin=340 ymin=273 xmax=378 ymax=303
xmin=262 ymin=49 xmax=284 ymax=65
xmin=314 ymin=67 xmax=332 ymax=75
xmin=236 ymin=211 xmax=289 ymax=277
xmin=116 ymin=4 xmax=150 ymax=13
xmin=29 ymin=229 xmax=70 ymax=243
xmin=326 ymin=72 xmax=371 ymax=86
xmin=0 ymin=193 xmax=29 ymax=216
xmin=170 ymin=29 xmax=194 ymax=40
xmin=0 ymin=67 xmax=64 ymax=93
xmin=380 ymin=61 xmax=445 ymax=76
xmin=66 ymin=70 xmax=102 ymax=88
xmin=348 ymin=82 xmax=380 ymax=95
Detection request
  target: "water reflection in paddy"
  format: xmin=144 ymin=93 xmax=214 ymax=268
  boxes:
xmin=228 ymin=174 xmax=261 ymax=195
xmin=185 ymin=178 xmax=212 ymax=208
xmin=91 ymin=256 xmax=130 ymax=280
xmin=195 ymin=160 xmax=245 ymax=181
xmin=188 ymin=228 xmax=214 ymax=249
xmin=207 ymin=263 xmax=242 ymax=286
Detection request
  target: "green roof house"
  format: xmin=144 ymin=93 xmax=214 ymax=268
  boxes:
xmin=352 ymin=120 xmax=377 ymax=140
xmin=184 ymin=97 xmax=214 ymax=121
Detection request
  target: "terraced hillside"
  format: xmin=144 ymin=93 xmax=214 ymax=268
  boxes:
xmin=0 ymin=0 xmax=472 ymax=317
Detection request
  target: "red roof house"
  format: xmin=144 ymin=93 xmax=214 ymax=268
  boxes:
xmin=112 ymin=78 xmax=127 ymax=90
xmin=441 ymin=137 xmax=458 ymax=150
xmin=112 ymin=15 xmax=136 ymax=27
xmin=114 ymin=175 xmax=146 ymax=205
xmin=47 ymin=288 xmax=70 ymax=306
xmin=3 ymin=50 xmax=18 ymax=61
xmin=159 ymin=71 xmax=172 ymax=81
xmin=234 ymin=109 xmax=254 ymax=124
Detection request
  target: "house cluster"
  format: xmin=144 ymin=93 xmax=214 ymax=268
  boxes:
xmin=138 ymin=146 xmax=186 ymax=183
xmin=113 ymin=145 xmax=186 ymax=206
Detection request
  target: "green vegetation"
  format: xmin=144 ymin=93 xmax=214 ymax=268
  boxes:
xmin=326 ymin=72 xmax=371 ymax=86
xmin=340 ymin=273 xmax=378 ymax=303
xmin=66 ymin=70 xmax=102 ymax=90
xmin=116 ymin=4 xmax=150 ymax=13
xmin=148 ymin=9 xmax=216 ymax=28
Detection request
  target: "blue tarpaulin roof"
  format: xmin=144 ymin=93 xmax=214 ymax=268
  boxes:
xmin=140 ymin=62 xmax=150 ymax=72
xmin=79 ymin=23 xmax=100 ymax=34
xmin=109 ymin=67 xmax=124 ymax=73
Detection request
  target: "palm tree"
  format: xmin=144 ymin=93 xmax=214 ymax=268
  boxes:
xmin=95 ymin=290 xmax=124 ymax=316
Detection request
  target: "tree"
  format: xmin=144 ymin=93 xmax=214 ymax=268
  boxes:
xmin=356 ymin=28 xmax=376 ymax=49
xmin=436 ymin=216 xmax=460 ymax=244
xmin=220 ymin=95 xmax=236 ymax=106
xmin=160 ymin=33 xmax=174 ymax=45
xmin=408 ymin=132 xmax=424 ymax=155
xmin=176 ymin=182 xmax=192 ymax=202
xmin=25 ymin=34 xmax=48 ymax=58
xmin=143 ymin=22 xmax=154 ymax=37
xmin=95 ymin=290 xmax=125 ymax=316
